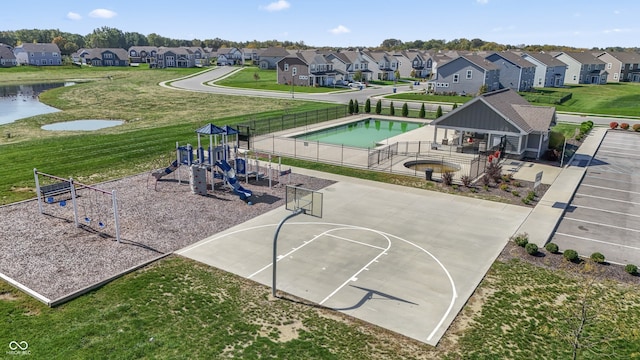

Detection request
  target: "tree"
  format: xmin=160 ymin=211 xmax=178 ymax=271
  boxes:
xmin=394 ymin=69 xmax=401 ymax=84
xmin=353 ymin=70 xmax=363 ymax=82
xmin=452 ymin=103 xmax=458 ymax=110
xmin=375 ymin=99 xmax=382 ymax=115
xmin=436 ymin=105 xmax=443 ymax=118
xmin=419 ymin=103 xmax=426 ymax=118
xmin=253 ymin=72 xmax=260 ymax=83
xmin=390 ymin=102 xmax=395 ymax=116
xmin=410 ymin=69 xmax=416 ymax=79
xmin=478 ymin=84 xmax=489 ymax=95
xmin=354 ymin=99 xmax=359 ymax=114
xmin=401 ymin=102 xmax=409 ymax=117
xmin=348 ymin=99 xmax=354 ymax=114
xmin=364 ymin=98 xmax=371 ymax=113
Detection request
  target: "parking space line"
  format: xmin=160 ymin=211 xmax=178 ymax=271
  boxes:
xmin=572 ymin=205 xmax=640 ymax=219
xmin=555 ymin=232 xmax=640 ymax=252
xmin=563 ymin=217 xmax=640 ymax=233
xmin=584 ymin=175 xmax=634 ymax=185
xmin=575 ymin=193 xmax=640 ymax=206
xmin=581 ymin=184 xmax=640 ymax=195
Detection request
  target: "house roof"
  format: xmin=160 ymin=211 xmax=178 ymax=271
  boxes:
xmin=557 ymin=51 xmax=605 ymax=65
xmin=84 ymin=48 xmax=130 ymax=60
xmin=489 ymin=51 xmax=535 ymax=68
xmin=432 ymin=89 xmax=555 ymax=133
xmin=158 ymin=47 xmax=192 ymax=55
xmin=128 ymin=46 xmax=158 ymax=52
xmin=260 ymin=46 xmax=290 ymax=57
xmin=598 ymin=51 xmax=640 ymax=64
xmin=0 ymin=47 xmax=16 ymax=59
xmin=15 ymin=43 xmax=60 ymax=53
xmin=522 ymin=52 xmax=567 ymax=67
xmin=460 ymin=55 xmax=499 ymax=71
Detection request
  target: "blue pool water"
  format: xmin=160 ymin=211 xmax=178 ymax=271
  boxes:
xmin=295 ymin=119 xmax=421 ymax=148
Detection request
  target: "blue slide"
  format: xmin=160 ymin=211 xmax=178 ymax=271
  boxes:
xmin=215 ymin=160 xmax=253 ymax=200
xmin=152 ymin=160 xmax=179 ymax=180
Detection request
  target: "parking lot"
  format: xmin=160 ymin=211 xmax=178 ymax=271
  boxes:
xmin=551 ymin=131 xmax=640 ymax=265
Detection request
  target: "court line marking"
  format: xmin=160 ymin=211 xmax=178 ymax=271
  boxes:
xmin=325 ymin=232 xmax=387 ymax=250
xmin=574 ymin=193 xmax=640 ymax=206
xmin=562 ymin=217 xmax=640 ymax=233
xmin=555 ymin=232 xmax=640 ymax=251
xmin=571 ymin=204 xmax=640 ymax=219
xmin=179 ymin=221 xmax=457 ymax=343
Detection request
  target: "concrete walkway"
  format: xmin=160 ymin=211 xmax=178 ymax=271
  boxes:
xmin=516 ymin=127 xmax=607 ymax=247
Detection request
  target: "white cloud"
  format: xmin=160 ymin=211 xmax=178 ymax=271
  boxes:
xmin=476 ymin=0 xmax=489 ymax=4
xmin=261 ymin=0 xmax=290 ymax=12
xmin=88 ymin=9 xmax=117 ymax=19
xmin=603 ymin=28 xmax=631 ymax=34
xmin=329 ymin=25 xmax=350 ymax=35
xmin=66 ymin=12 xmax=82 ymax=20
xmin=613 ymin=10 xmax=620 ymax=14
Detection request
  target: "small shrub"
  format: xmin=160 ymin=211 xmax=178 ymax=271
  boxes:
xmin=633 ymin=124 xmax=640 ymax=132
xmin=483 ymin=184 xmax=489 ymax=191
xmin=525 ymin=243 xmax=538 ymax=256
xmin=620 ymin=123 xmax=630 ymax=130
xmin=512 ymin=181 xmax=521 ymax=187
xmin=499 ymin=183 xmax=509 ymax=191
xmin=625 ymin=264 xmax=638 ymax=275
xmin=470 ymin=187 xmax=477 ymax=193
xmin=442 ymin=171 xmax=453 ymax=186
xmin=501 ymin=174 xmax=513 ymax=182
xmin=590 ymin=252 xmax=605 ymax=264
xmin=451 ymin=184 xmax=458 ymax=190
xmin=481 ymin=174 xmax=492 ymax=187
xmin=526 ymin=191 xmax=536 ymax=201
xmin=545 ymin=242 xmax=559 ymax=254
xmin=460 ymin=175 xmax=472 ymax=187
xmin=609 ymin=121 xmax=619 ymax=129
xmin=511 ymin=190 xmax=520 ymax=197
xmin=521 ymin=198 xmax=530 ymax=205
xmin=512 ymin=233 xmax=529 ymax=247
xmin=563 ymin=249 xmax=579 ymax=262
xmin=486 ymin=162 xmax=503 ymax=183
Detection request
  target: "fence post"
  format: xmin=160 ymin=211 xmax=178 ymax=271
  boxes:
xmin=341 ymin=144 xmax=343 ymax=165
xmin=317 ymin=141 xmax=320 ymax=162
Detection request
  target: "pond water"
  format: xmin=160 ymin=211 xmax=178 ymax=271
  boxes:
xmin=0 ymin=82 xmax=74 ymax=125
xmin=41 ymin=119 xmax=125 ymax=131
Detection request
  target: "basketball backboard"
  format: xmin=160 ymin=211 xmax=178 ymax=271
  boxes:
xmin=285 ymin=185 xmax=323 ymax=218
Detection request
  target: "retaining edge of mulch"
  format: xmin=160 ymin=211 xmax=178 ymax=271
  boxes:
xmin=0 ymin=271 xmax=51 ymax=304
xmin=46 ymin=253 xmax=172 ymax=307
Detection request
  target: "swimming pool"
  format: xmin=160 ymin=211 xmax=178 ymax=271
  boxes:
xmin=295 ymin=119 xmax=422 ymax=148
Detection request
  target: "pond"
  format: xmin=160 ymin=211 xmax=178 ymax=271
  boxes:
xmin=41 ymin=119 xmax=125 ymax=131
xmin=0 ymin=82 xmax=74 ymax=125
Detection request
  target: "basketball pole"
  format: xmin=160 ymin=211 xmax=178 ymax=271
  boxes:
xmin=272 ymin=208 xmax=303 ymax=298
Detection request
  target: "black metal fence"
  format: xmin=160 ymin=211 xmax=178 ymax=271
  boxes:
xmin=235 ymin=106 xmax=349 ymax=137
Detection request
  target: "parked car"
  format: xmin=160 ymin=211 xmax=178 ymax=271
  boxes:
xmin=348 ymin=81 xmax=365 ymax=89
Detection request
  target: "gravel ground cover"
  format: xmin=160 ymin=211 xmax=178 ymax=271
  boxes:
xmin=0 ymin=169 xmax=334 ymax=303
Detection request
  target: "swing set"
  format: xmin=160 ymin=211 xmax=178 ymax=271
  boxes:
xmin=33 ymin=168 xmax=121 ymax=243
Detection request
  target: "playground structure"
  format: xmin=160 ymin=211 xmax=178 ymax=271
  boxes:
xmin=33 ymin=168 xmax=121 ymax=243
xmin=151 ymin=124 xmax=292 ymax=200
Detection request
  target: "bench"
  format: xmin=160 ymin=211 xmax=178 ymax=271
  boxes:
xmin=40 ymin=181 xmax=72 ymax=198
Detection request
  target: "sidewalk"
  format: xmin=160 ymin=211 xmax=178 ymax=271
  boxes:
xmin=514 ymin=127 xmax=608 ymax=247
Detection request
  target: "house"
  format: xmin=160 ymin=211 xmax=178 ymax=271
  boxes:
xmin=595 ymin=51 xmax=640 ymax=83
xmin=182 ymin=46 xmax=209 ymax=67
xmin=0 ymin=46 xmax=17 ymax=67
xmin=128 ymin=46 xmax=158 ymax=64
xmin=429 ymin=54 xmax=500 ymax=95
xmin=13 ymin=43 xmax=62 ymax=66
xmin=485 ymin=51 xmax=536 ymax=91
xmin=241 ymin=48 xmax=259 ymax=62
xmin=403 ymin=50 xmax=433 ymax=79
xmin=364 ymin=51 xmax=400 ymax=81
xmin=554 ymin=52 xmax=607 ymax=85
xmin=325 ymin=51 xmax=352 ymax=84
xmin=521 ymin=52 xmax=567 ymax=88
xmin=277 ymin=51 xmax=338 ymax=87
xmin=257 ymin=46 xmax=290 ymax=69
xmin=341 ymin=50 xmax=373 ymax=83
xmin=390 ymin=51 xmax=413 ymax=78
xmin=156 ymin=47 xmax=195 ymax=68
xmin=79 ymin=48 xmax=130 ymax=67
xmin=430 ymin=89 xmax=556 ymax=159
xmin=216 ymin=47 xmax=243 ymax=66
xmin=276 ymin=53 xmax=310 ymax=86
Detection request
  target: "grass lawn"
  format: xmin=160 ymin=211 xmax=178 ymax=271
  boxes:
xmin=2 ymin=256 xmax=638 ymax=359
xmin=214 ymin=67 xmax=345 ymax=93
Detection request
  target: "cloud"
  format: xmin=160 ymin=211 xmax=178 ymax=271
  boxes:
xmin=89 ymin=9 xmax=117 ymax=19
xmin=476 ymin=0 xmax=489 ymax=4
xmin=613 ymin=10 xmax=620 ymax=14
xmin=603 ymin=28 xmax=631 ymax=34
xmin=261 ymin=0 xmax=290 ymax=12
xmin=329 ymin=25 xmax=350 ymax=35
xmin=66 ymin=12 xmax=82 ymax=20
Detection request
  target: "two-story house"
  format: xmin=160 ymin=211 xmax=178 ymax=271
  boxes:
xmin=596 ymin=51 xmax=640 ymax=83
xmin=216 ymin=47 xmax=243 ymax=66
xmin=364 ymin=51 xmax=399 ymax=81
xmin=257 ymin=46 xmax=290 ymax=69
xmin=182 ymin=46 xmax=209 ymax=67
xmin=156 ymin=47 xmax=195 ymax=68
xmin=554 ymin=52 xmax=607 ymax=85
xmin=342 ymin=50 xmax=372 ymax=83
xmin=0 ymin=46 xmax=17 ymax=67
xmin=485 ymin=51 xmax=536 ymax=91
xmin=429 ymin=54 xmax=500 ymax=95
xmin=521 ymin=52 xmax=567 ymax=88
xmin=403 ymin=50 xmax=433 ymax=79
xmin=13 ymin=43 xmax=62 ymax=66
xmin=325 ymin=51 xmax=351 ymax=85
xmin=277 ymin=52 xmax=310 ymax=87
xmin=128 ymin=46 xmax=158 ymax=64
xmin=81 ymin=48 xmax=130 ymax=66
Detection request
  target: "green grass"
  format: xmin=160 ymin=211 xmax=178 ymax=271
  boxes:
xmin=214 ymin=67 xmax=345 ymax=93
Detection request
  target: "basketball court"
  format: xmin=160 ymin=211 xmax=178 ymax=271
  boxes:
xmin=177 ymin=178 xmax=531 ymax=345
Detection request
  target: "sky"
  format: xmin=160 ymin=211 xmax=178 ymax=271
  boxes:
xmin=1 ymin=0 xmax=638 ymax=49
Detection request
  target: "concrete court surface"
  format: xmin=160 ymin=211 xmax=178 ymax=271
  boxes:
xmin=551 ymin=131 xmax=640 ymax=265
xmin=178 ymin=179 xmax=531 ymax=345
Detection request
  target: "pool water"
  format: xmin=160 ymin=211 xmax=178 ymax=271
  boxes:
xmin=295 ymin=119 xmax=421 ymax=148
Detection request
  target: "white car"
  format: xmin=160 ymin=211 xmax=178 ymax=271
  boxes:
xmin=348 ymin=82 xmax=365 ymax=89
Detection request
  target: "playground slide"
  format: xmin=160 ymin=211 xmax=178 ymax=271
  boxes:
xmin=215 ymin=160 xmax=253 ymax=200
xmin=152 ymin=160 xmax=179 ymax=180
